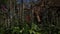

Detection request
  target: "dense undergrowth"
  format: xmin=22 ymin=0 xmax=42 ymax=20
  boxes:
xmin=0 ymin=22 xmax=60 ymax=34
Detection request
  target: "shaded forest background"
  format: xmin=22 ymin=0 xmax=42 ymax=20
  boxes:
xmin=0 ymin=0 xmax=60 ymax=34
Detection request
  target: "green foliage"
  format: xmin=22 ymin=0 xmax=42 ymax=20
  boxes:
xmin=0 ymin=28 xmax=5 ymax=34
xmin=0 ymin=23 xmax=42 ymax=34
